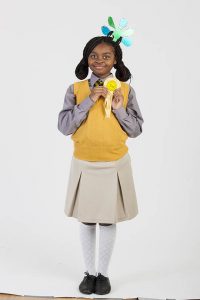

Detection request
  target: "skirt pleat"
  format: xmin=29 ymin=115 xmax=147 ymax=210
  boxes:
xmin=64 ymin=152 xmax=139 ymax=224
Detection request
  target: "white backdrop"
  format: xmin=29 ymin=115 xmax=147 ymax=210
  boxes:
xmin=0 ymin=0 xmax=200 ymax=299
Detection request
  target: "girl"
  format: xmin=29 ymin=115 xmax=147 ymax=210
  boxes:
xmin=58 ymin=34 xmax=144 ymax=295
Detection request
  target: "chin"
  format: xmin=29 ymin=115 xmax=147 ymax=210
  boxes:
xmin=93 ymin=70 xmax=110 ymax=78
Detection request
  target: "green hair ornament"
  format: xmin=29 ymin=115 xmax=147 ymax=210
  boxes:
xmin=101 ymin=16 xmax=134 ymax=46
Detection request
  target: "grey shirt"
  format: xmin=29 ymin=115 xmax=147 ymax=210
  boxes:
xmin=57 ymin=72 xmax=144 ymax=138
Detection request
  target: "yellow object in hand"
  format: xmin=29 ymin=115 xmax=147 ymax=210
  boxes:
xmin=103 ymin=77 xmax=121 ymax=118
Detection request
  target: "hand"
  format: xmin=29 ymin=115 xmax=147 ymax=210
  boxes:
xmin=89 ymin=86 xmax=108 ymax=103
xmin=111 ymin=88 xmax=124 ymax=109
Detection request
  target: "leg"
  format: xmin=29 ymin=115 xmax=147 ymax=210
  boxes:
xmin=97 ymin=223 xmax=117 ymax=276
xmin=79 ymin=222 xmax=97 ymax=276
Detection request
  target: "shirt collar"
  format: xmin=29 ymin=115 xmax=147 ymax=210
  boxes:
xmin=89 ymin=72 xmax=114 ymax=87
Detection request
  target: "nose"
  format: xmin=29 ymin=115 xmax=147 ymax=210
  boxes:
xmin=95 ymin=57 xmax=104 ymax=64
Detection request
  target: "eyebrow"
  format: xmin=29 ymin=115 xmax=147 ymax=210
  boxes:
xmin=90 ymin=51 xmax=113 ymax=55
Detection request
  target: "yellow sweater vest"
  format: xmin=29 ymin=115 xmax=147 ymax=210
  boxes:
xmin=71 ymin=79 xmax=129 ymax=161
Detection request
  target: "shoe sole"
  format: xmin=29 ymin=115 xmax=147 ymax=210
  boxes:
xmin=79 ymin=285 xmax=96 ymax=294
xmin=94 ymin=288 xmax=111 ymax=295
xmin=79 ymin=290 xmax=94 ymax=294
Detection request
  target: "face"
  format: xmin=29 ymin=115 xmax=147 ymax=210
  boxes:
xmin=88 ymin=43 xmax=117 ymax=78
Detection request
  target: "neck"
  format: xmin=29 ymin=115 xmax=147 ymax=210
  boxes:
xmin=93 ymin=72 xmax=112 ymax=79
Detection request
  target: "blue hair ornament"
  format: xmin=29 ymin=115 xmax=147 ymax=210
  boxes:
xmin=101 ymin=16 xmax=134 ymax=47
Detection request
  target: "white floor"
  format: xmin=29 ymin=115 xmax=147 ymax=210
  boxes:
xmin=0 ymin=215 xmax=199 ymax=300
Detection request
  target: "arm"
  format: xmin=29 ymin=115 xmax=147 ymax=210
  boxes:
xmin=57 ymin=84 xmax=95 ymax=136
xmin=112 ymin=86 xmax=144 ymax=138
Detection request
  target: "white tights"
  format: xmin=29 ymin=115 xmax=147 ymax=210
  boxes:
xmin=79 ymin=222 xmax=116 ymax=276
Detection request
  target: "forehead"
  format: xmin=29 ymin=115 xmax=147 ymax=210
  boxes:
xmin=90 ymin=43 xmax=115 ymax=54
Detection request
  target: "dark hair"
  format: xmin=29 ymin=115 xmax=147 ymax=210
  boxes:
xmin=75 ymin=36 xmax=132 ymax=82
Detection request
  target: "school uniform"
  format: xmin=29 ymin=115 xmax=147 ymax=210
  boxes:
xmin=58 ymin=72 xmax=144 ymax=224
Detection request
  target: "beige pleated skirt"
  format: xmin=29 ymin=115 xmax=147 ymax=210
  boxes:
xmin=64 ymin=152 xmax=139 ymax=224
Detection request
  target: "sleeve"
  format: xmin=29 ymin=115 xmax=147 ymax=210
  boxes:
xmin=57 ymin=84 xmax=95 ymax=136
xmin=111 ymin=85 xmax=144 ymax=138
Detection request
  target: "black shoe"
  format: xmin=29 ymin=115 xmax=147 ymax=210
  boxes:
xmin=79 ymin=271 xmax=96 ymax=294
xmin=95 ymin=272 xmax=111 ymax=295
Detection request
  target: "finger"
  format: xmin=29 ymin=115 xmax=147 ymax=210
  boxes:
xmin=113 ymin=90 xmax=120 ymax=96
xmin=93 ymin=87 xmax=103 ymax=92
xmin=95 ymin=86 xmax=107 ymax=90
xmin=116 ymin=91 xmax=122 ymax=97
xmin=93 ymin=86 xmax=106 ymax=90
xmin=102 ymin=92 xmax=108 ymax=98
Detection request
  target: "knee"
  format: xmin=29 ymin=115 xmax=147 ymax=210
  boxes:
xmin=82 ymin=222 xmax=96 ymax=225
xmin=81 ymin=222 xmax=113 ymax=226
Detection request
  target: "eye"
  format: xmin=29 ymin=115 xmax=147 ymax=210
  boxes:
xmin=103 ymin=55 xmax=111 ymax=60
xmin=90 ymin=54 xmax=96 ymax=59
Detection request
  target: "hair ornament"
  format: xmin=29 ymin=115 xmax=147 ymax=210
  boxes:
xmin=101 ymin=16 xmax=134 ymax=47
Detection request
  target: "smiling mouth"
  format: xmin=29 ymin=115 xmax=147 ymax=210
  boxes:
xmin=93 ymin=65 xmax=105 ymax=69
